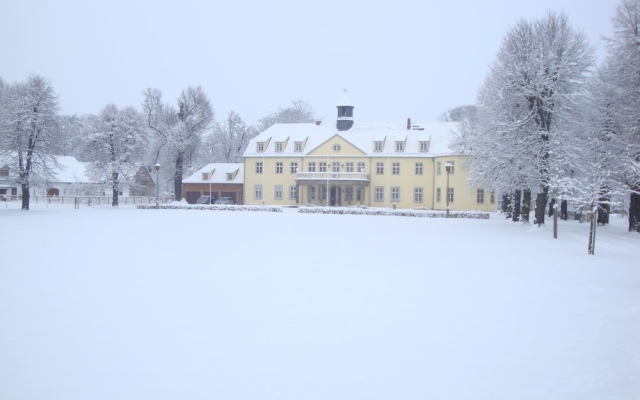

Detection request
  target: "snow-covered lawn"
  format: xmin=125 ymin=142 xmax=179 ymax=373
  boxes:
xmin=1 ymin=203 xmax=639 ymax=400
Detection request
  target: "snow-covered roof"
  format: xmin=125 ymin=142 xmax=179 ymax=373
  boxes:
xmin=183 ymin=163 xmax=244 ymax=184
xmin=244 ymin=121 xmax=459 ymax=157
xmin=54 ymin=156 xmax=90 ymax=183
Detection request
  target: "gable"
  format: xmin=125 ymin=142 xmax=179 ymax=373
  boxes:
xmin=306 ymin=134 xmax=367 ymax=157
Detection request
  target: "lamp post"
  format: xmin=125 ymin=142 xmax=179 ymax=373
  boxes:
xmin=445 ymin=162 xmax=452 ymax=218
xmin=154 ymin=163 xmax=160 ymax=208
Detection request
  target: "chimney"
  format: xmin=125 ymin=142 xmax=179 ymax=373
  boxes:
xmin=315 ymin=120 xmax=322 ymax=126
xmin=407 ymin=118 xmax=411 ymax=130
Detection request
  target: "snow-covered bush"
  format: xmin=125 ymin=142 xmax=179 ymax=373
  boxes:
xmin=137 ymin=204 xmax=283 ymax=212
xmin=298 ymin=206 xmax=489 ymax=219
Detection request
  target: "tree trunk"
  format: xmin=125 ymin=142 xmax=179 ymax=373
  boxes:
xmin=21 ymin=183 xmax=30 ymax=210
xmin=560 ymin=200 xmax=568 ymax=220
xmin=522 ymin=189 xmax=531 ymax=223
xmin=597 ymin=203 xmax=610 ymax=225
xmin=512 ymin=190 xmax=521 ymax=222
xmin=548 ymin=198 xmax=555 ymax=217
xmin=502 ymin=193 xmax=512 ymax=218
xmin=629 ymin=189 xmax=640 ymax=233
xmin=597 ymin=188 xmax=610 ymax=225
xmin=112 ymin=172 xmax=119 ymax=207
xmin=174 ymin=152 xmax=184 ymax=201
xmin=534 ymin=187 xmax=548 ymax=226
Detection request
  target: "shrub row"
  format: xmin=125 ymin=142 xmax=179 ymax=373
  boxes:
xmin=137 ymin=204 xmax=283 ymax=212
xmin=297 ymin=206 xmax=490 ymax=219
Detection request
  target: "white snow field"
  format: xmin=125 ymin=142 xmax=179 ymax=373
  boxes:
xmin=1 ymin=203 xmax=639 ymax=400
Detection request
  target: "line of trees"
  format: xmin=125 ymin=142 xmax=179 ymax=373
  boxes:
xmin=453 ymin=0 xmax=640 ymax=232
xmin=1 ymin=74 xmax=317 ymax=209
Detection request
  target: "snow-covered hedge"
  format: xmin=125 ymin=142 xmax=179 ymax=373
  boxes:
xmin=137 ymin=204 xmax=283 ymax=212
xmin=298 ymin=206 xmax=489 ymax=219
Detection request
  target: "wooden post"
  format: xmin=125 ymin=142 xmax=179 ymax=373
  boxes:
xmin=553 ymin=203 xmax=558 ymax=239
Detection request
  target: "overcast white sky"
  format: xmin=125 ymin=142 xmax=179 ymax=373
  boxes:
xmin=0 ymin=0 xmax=615 ymax=126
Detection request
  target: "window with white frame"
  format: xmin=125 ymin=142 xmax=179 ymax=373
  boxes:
xmin=289 ymin=185 xmax=297 ymax=200
xmin=275 ymin=142 xmax=283 ymax=152
xmin=376 ymin=162 xmax=384 ymax=174
xmin=345 ymin=187 xmax=353 ymax=202
xmin=308 ymin=162 xmax=316 ymax=172
xmin=274 ymin=185 xmax=283 ymax=200
xmin=414 ymin=187 xmax=423 ymax=203
xmin=436 ymin=187 xmax=441 ymax=203
xmin=346 ymin=162 xmax=354 ymax=172
xmin=392 ymin=162 xmax=400 ymax=175
xmin=375 ymin=187 xmax=384 ymax=202
xmin=356 ymin=186 xmax=362 ymax=201
xmin=290 ymin=162 xmax=298 ymax=173
xmin=294 ymin=142 xmax=302 ymax=152
xmin=276 ymin=162 xmax=283 ymax=174
xmin=256 ymin=162 xmax=262 ymax=174
xmin=419 ymin=141 xmax=428 ymax=152
xmin=391 ymin=187 xmax=400 ymax=202
xmin=437 ymin=161 xmax=441 ymax=175
xmin=254 ymin=184 xmax=263 ymax=200
xmin=332 ymin=162 xmax=340 ymax=172
xmin=415 ymin=162 xmax=423 ymax=175
xmin=477 ymin=189 xmax=485 ymax=204
xmin=374 ymin=141 xmax=383 ymax=152
xmin=320 ymin=186 xmax=327 ymax=201
xmin=395 ymin=141 xmax=404 ymax=152
xmin=319 ymin=162 xmax=327 ymax=172
xmin=257 ymin=142 xmax=264 ymax=152
xmin=308 ymin=186 xmax=316 ymax=200
xmin=448 ymin=187 xmax=454 ymax=203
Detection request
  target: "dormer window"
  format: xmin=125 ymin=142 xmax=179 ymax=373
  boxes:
xmin=374 ymin=141 xmax=383 ymax=152
xmin=419 ymin=141 xmax=428 ymax=152
xmin=257 ymin=142 xmax=264 ymax=152
xmin=226 ymin=173 xmax=233 ymax=181
xmin=395 ymin=141 xmax=404 ymax=152
xmin=275 ymin=142 xmax=283 ymax=152
xmin=294 ymin=142 xmax=302 ymax=152
xmin=201 ymin=172 xmax=210 ymax=181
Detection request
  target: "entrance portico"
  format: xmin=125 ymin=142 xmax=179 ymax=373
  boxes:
xmin=296 ymin=171 xmax=369 ymax=206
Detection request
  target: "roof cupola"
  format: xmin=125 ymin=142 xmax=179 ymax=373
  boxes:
xmin=336 ymin=90 xmax=354 ymax=131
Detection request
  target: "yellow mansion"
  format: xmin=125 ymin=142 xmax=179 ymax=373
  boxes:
xmin=243 ymin=96 xmax=496 ymax=212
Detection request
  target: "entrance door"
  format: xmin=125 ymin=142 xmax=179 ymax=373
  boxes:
xmin=330 ymin=187 xmax=341 ymax=207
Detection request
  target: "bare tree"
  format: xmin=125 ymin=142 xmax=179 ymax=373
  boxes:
xmin=143 ymin=86 xmax=213 ymax=201
xmin=84 ymin=104 xmax=148 ymax=206
xmin=464 ymin=12 xmax=594 ymax=224
xmin=0 ymin=75 xmax=59 ymax=210
xmin=211 ymin=111 xmax=257 ymax=162
xmin=257 ymin=100 xmax=315 ymax=132
xmin=601 ymin=0 xmax=640 ymax=232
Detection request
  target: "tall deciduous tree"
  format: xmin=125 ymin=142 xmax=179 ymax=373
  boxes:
xmin=84 ymin=104 xmax=148 ymax=206
xmin=143 ymin=86 xmax=213 ymax=201
xmin=257 ymin=100 xmax=315 ymax=132
xmin=464 ymin=12 xmax=594 ymax=224
xmin=0 ymin=75 xmax=59 ymax=210
xmin=601 ymin=0 xmax=640 ymax=232
xmin=210 ymin=111 xmax=258 ymax=162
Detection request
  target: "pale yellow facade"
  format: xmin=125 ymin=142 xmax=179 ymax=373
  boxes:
xmin=243 ymin=118 xmax=497 ymax=212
